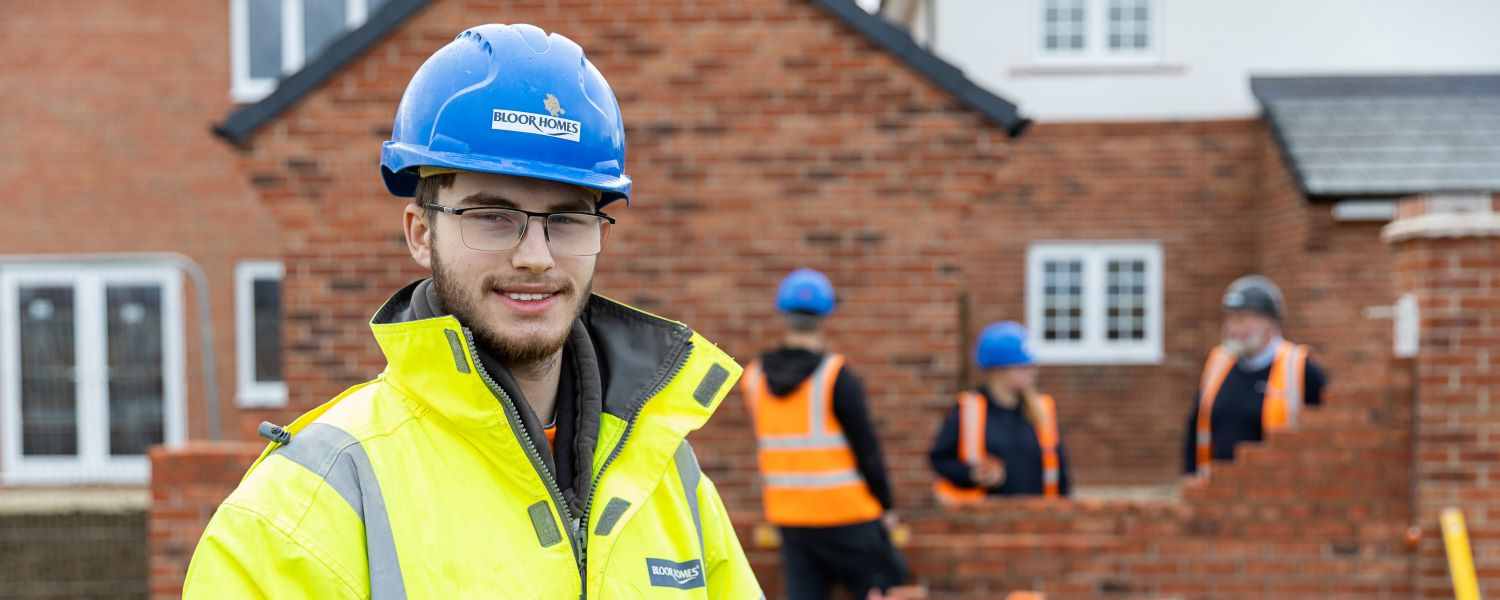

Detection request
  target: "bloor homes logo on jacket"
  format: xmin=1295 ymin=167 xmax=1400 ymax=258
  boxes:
xmin=645 ymin=558 xmax=706 ymax=590
xmin=492 ymin=93 xmax=581 ymax=142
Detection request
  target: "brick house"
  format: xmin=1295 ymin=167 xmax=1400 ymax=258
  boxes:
xmin=0 ymin=2 xmax=390 ymax=596
xmin=8 ymin=0 xmax=1500 ymax=598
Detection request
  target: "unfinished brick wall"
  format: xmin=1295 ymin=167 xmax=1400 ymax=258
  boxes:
xmin=146 ymin=443 xmax=262 ymax=600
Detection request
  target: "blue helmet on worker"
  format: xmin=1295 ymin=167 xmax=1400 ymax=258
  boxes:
xmin=975 ymin=321 xmax=1034 ymax=369
xmin=776 ymin=269 xmax=837 ymax=316
xmin=380 ymin=24 xmax=630 ymax=207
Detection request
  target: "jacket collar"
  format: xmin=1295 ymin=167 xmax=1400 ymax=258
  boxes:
xmin=367 ymin=280 xmax=740 ymax=441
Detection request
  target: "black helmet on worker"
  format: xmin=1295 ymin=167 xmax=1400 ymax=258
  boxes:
xmin=1222 ymin=275 xmax=1284 ymax=322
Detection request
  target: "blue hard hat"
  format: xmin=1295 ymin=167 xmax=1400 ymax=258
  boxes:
xmin=776 ymin=269 xmax=836 ymax=316
xmin=380 ymin=24 xmax=630 ymax=206
xmin=975 ymin=321 xmax=1034 ymax=369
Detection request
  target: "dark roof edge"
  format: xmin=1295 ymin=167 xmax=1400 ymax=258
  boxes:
xmin=1258 ymin=105 xmax=1313 ymax=198
xmin=213 ymin=0 xmax=432 ymax=147
xmin=810 ymin=0 xmax=1031 ymax=137
xmin=1308 ymin=190 xmax=1497 ymax=202
xmin=214 ymin=0 xmax=1031 ymax=146
xmin=1251 ymin=73 xmax=1500 ymax=101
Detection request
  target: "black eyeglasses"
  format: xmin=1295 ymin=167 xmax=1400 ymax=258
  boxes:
xmin=424 ymin=203 xmax=616 ymax=256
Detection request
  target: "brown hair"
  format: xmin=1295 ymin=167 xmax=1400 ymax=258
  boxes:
xmin=414 ymin=172 xmax=457 ymax=215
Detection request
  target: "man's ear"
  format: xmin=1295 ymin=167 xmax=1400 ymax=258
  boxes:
xmin=403 ymin=202 xmax=433 ymax=269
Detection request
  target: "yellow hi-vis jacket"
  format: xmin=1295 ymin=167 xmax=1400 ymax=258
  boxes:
xmin=184 ymin=287 xmax=761 ymax=599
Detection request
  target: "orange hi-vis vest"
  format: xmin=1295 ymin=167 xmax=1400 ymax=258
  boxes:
xmin=1195 ymin=340 xmax=1310 ymax=476
xmin=933 ymin=390 xmax=1061 ymax=506
xmin=743 ymin=354 xmax=884 ymax=527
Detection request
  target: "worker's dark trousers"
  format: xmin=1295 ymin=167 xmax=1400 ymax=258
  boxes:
xmin=779 ymin=520 xmax=909 ymax=600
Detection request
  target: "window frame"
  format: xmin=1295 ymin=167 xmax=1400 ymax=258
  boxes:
xmin=0 ymin=264 xmax=186 ymax=485
xmin=235 ymin=261 xmax=287 ymax=408
xmin=1034 ymin=0 xmax=1163 ymax=65
xmin=230 ymin=0 xmax=377 ymax=103
xmin=1026 ymin=241 xmax=1164 ymax=365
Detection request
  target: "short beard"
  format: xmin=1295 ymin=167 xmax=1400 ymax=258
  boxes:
xmin=1223 ymin=331 xmax=1268 ymax=358
xmin=430 ymin=241 xmax=592 ymax=371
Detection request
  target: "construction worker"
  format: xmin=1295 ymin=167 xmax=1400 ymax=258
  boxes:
xmin=1184 ymin=275 xmax=1327 ymax=476
xmin=183 ymin=24 xmax=759 ymax=597
xmin=930 ymin=322 xmax=1070 ymax=502
xmin=743 ymin=269 xmax=911 ymax=600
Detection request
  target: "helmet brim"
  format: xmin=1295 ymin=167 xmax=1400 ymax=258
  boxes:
xmin=381 ymin=142 xmax=631 ymax=207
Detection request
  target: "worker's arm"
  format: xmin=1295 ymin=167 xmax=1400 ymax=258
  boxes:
xmin=1056 ymin=436 xmax=1073 ymax=497
xmin=184 ymin=503 xmax=363 ymax=600
xmin=830 ymin=367 xmax=895 ymax=509
xmin=698 ymin=473 xmax=764 ymax=599
xmin=929 ymin=407 xmax=977 ymax=488
xmin=1182 ymin=393 xmax=1201 ymax=475
xmin=1305 ymin=359 xmax=1328 ymax=407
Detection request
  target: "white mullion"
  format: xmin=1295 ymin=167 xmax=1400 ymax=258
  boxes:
xmin=1083 ymin=252 xmax=1107 ymax=350
xmin=161 ymin=270 xmax=186 ymax=449
xmin=76 ymin=271 xmax=106 ymax=476
xmin=231 ymin=0 xmax=249 ymax=92
xmin=282 ymin=0 xmax=304 ymax=74
xmin=1147 ymin=247 xmax=1164 ymax=359
xmin=1089 ymin=0 xmax=1108 ymax=59
xmin=0 ymin=272 xmax=21 ymax=480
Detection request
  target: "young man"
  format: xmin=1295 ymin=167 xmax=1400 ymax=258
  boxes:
xmin=1184 ymin=275 xmax=1328 ymax=476
xmin=742 ymin=269 xmax=910 ymax=599
xmin=930 ymin=322 xmax=1071 ymax=502
xmin=184 ymin=24 xmax=759 ymax=598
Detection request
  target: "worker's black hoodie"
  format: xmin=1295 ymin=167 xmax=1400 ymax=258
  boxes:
xmin=757 ymin=347 xmax=894 ymax=510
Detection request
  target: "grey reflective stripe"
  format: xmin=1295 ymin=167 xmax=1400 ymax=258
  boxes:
xmin=960 ymin=394 xmax=983 ymax=466
xmin=1282 ymin=343 xmax=1307 ymax=426
xmin=272 ymin=423 xmax=407 ymax=600
xmin=757 ymin=433 xmax=849 ymax=450
xmin=444 ymin=329 xmax=470 ymax=374
xmin=764 ymin=469 xmax=862 ymax=489
xmin=805 ymin=356 xmax=837 ymax=435
xmin=529 ymin=501 xmax=563 ymax=548
xmin=594 ymin=497 xmax=631 ymax=536
xmin=675 ymin=441 xmax=705 ymax=562
xmin=1044 ymin=470 xmax=1060 ymax=485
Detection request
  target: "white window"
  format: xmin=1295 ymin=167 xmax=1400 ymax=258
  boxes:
xmin=1039 ymin=0 xmax=1158 ymax=62
xmin=0 ymin=265 xmax=186 ymax=484
xmin=231 ymin=0 xmax=389 ymax=102
xmin=236 ymin=262 xmax=286 ymax=408
xmin=1026 ymin=242 xmax=1163 ymax=364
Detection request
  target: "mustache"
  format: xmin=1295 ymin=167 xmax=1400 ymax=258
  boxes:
xmin=482 ymin=275 xmax=574 ymax=293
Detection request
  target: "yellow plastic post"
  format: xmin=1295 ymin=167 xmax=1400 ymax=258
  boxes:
xmin=1441 ymin=508 xmax=1482 ymax=600
xmin=752 ymin=523 xmax=781 ymax=549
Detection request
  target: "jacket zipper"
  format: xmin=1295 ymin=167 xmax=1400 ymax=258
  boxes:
xmin=574 ymin=335 xmax=693 ymax=597
xmin=464 ymin=326 xmax=694 ymax=599
xmin=461 ymin=329 xmax=584 ymax=580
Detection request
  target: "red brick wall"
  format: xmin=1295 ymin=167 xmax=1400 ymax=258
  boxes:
xmin=149 ymin=381 xmax=1417 ymax=600
xmin=0 ymin=2 xmax=283 ymax=447
xmin=1388 ymin=196 xmax=1500 ymax=599
xmin=147 ymin=443 xmax=262 ymax=600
